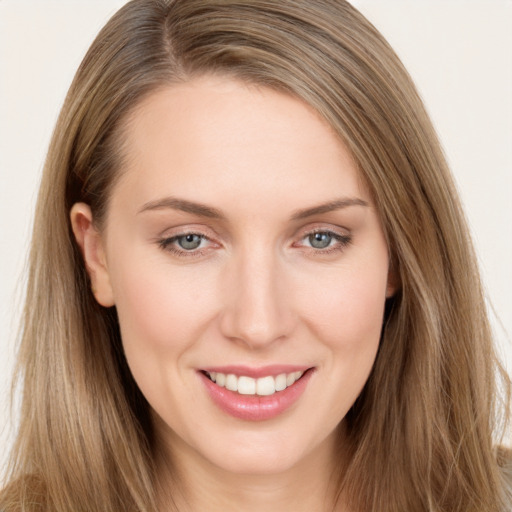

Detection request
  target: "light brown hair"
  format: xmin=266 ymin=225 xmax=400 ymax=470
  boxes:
xmin=1 ymin=1 xmax=510 ymax=511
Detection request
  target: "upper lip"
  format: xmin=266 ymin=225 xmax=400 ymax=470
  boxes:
xmin=200 ymin=364 xmax=313 ymax=379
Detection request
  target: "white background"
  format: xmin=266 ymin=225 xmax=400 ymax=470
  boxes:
xmin=1 ymin=0 xmax=511 ymax=470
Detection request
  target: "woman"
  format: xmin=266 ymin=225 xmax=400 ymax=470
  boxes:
xmin=1 ymin=0 xmax=510 ymax=511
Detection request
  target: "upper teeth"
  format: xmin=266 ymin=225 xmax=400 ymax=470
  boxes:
xmin=206 ymin=371 xmax=304 ymax=396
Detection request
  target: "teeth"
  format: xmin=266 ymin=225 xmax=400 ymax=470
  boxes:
xmin=238 ymin=376 xmax=256 ymax=395
xmin=275 ymin=373 xmax=287 ymax=391
xmin=256 ymin=376 xmax=275 ymax=396
xmin=215 ymin=372 xmax=225 ymax=387
xmin=205 ymin=370 xmax=305 ymax=396
xmin=225 ymin=374 xmax=238 ymax=392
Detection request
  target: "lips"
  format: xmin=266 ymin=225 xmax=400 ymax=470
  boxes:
xmin=199 ymin=365 xmax=314 ymax=421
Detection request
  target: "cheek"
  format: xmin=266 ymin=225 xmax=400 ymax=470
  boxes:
xmin=302 ymin=266 xmax=388 ymax=417
xmin=109 ymin=254 xmax=218 ymax=355
xmin=107 ymin=254 xmax=222 ymax=416
xmin=302 ymin=261 xmax=388 ymax=355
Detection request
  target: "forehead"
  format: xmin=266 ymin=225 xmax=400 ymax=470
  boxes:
xmin=112 ymin=76 xmax=369 ymax=215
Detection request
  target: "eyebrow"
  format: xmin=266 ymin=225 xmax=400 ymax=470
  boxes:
xmin=138 ymin=197 xmax=225 ymax=219
xmin=138 ymin=196 xmax=369 ymax=220
xmin=290 ymin=197 xmax=369 ymax=220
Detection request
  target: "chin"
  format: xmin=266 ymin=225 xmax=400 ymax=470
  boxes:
xmin=210 ymin=448 xmax=304 ymax=476
xmin=200 ymin=425 xmax=336 ymax=477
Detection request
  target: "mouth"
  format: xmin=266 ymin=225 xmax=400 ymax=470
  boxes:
xmin=198 ymin=366 xmax=315 ymax=421
xmin=201 ymin=369 xmax=306 ymax=396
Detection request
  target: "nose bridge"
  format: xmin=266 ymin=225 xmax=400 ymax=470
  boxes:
xmin=220 ymin=242 xmax=292 ymax=348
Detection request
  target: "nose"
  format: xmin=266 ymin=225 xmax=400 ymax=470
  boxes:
xmin=219 ymin=246 xmax=295 ymax=350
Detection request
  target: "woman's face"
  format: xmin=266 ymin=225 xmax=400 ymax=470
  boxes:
xmin=75 ymin=76 xmax=394 ymax=476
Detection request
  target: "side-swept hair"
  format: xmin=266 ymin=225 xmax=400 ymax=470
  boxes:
xmin=1 ymin=1 xmax=510 ymax=511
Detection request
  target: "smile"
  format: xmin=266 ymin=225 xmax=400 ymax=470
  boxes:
xmin=199 ymin=366 xmax=315 ymax=421
xmin=204 ymin=370 xmax=305 ymax=396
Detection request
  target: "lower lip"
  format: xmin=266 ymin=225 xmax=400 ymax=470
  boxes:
xmin=199 ymin=369 xmax=314 ymax=421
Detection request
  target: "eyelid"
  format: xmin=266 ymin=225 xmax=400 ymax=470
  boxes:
xmin=156 ymin=222 xmax=218 ymax=239
xmin=292 ymin=224 xmax=352 ymax=253
xmin=293 ymin=222 xmax=350 ymax=241
xmin=156 ymin=225 xmax=222 ymax=258
xmin=155 ymin=223 xmax=352 ymax=258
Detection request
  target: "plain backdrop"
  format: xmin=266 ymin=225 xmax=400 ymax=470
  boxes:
xmin=1 ymin=0 xmax=511 ymax=471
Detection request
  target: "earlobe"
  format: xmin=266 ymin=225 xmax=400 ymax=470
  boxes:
xmin=386 ymin=281 xmax=396 ymax=299
xmin=385 ymin=261 xmax=400 ymax=299
xmin=70 ymin=203 xmax=115 ymax=307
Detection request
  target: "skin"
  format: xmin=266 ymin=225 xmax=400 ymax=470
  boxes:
xmin=71 ymin=76 xmax=396 ymax=511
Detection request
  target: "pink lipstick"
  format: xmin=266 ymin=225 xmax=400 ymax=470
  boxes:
xmin=198 ymin=365 xmax=314 ymax=421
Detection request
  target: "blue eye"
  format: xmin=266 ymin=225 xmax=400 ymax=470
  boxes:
xmin=158 ymin=233 xmax=209 ymax=254
xmin=308 ymin=232 xmax=333 ymax=249
xmin=176 ymin=234 xmax=203 ymax=250
xmin=300 ymin=230 xmax=352 ymax=253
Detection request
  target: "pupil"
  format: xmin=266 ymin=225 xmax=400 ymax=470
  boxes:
xmin=179 ymin=234 xmax=202 ymax=250
xmin=310 ymin=232 xmax=332 ymax=249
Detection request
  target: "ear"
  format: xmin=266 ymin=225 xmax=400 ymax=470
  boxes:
xmin=385 ymin=260 xmax=400 ymax=299
xmin=70 ymin=203 xmax=115 ymax=307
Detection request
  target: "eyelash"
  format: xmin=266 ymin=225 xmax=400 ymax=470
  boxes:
xmin=157 ymin=229 xmax=352 ymax=258
xmin=299 ymin=230 xmax=352 ymax=255
xmin=158 ymin=233 xmax=212 ymax=258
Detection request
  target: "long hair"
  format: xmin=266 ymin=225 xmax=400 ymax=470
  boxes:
xmin=1 ymin=1 xmax=510 ymax=511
